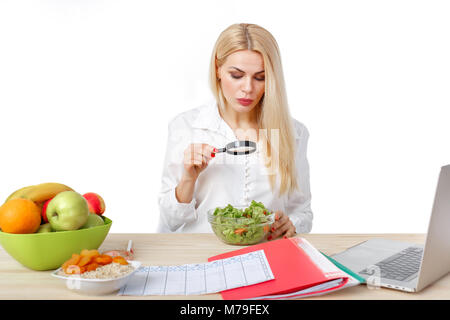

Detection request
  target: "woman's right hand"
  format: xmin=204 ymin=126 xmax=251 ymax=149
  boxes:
xmin=182 ymin=143 xmax=217 ymax=182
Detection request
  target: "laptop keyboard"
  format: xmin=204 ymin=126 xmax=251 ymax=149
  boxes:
xmin=359 ymin=247 xmax=423 ymax=281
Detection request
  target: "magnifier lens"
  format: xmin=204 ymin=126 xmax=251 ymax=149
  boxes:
xmin=227 ymin=146 xmax=254 ymax=153
xmin=225 ymin=140 xmax=257 ymax=155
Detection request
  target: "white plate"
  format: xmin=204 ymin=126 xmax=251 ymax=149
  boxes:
xmin=51 ymin=260 xmax=141 ymax=295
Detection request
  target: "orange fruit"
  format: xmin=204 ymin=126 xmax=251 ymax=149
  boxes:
xmin=112 ymin=256 xmax=128 ymax=265
xmin=0 ymin=199 xmax=42 ymax=234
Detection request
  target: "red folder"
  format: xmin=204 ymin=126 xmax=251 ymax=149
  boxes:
xmin=208 ymin=238 xmax=350 ymax=300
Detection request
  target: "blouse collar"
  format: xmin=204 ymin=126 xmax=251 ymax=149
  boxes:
xmin=191 ymin=99 xmax=301 ymax=140
xmin=191 ymin=100 xmax=235 ymax=140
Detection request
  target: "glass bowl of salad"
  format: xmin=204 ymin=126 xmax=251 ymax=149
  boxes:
xmin=207 ymin=201 xmax=275 ymax=245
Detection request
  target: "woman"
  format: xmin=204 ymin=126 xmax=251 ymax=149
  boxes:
xmin=158 ymin=23 xmax=312 ymax=239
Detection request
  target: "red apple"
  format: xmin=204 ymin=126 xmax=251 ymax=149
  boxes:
xmin=41 ymin=197 xmax=53 ymax=223
xmin=82 ymin=192 xmax=105 ymax=215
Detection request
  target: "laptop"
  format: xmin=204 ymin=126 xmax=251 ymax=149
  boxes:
xmin=331 ymin=165 xmax=450 ymax=292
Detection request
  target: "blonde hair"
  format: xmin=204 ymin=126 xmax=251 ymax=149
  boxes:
xmin=209 ymin=23 xmax=299 ymax=195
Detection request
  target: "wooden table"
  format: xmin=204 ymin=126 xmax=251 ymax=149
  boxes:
xmin=0 ymin=233 xmax=449 ymax=300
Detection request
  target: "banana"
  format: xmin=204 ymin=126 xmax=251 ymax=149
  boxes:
xmin=23 ymin=183 xmax=75 ymax=204
xmin=4 ymin=185 xmax=36 ymax=203
xmin=4 ymin=183 xmax=75 ymax=205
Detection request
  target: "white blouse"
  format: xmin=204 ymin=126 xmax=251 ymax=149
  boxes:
xmin=157 ymin=100 xmax=313 ymax=234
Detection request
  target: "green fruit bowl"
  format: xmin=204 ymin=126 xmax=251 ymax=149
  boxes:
xmin=0 ymin=217 xmax=112 ymax=271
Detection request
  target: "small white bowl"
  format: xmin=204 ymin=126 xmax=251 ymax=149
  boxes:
xmin=51 ymin=260 xmax=141 ymax=295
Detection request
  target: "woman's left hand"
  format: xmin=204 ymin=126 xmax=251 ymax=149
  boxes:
xmin=268 ymin=211 xmax=296 ymax=240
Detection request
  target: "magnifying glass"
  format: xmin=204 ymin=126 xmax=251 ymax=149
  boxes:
xmin=214 ymin=140 xmax=257 ymax=155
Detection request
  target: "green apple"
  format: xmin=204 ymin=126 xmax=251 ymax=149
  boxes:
xmin=47 ymin=191 xmax=89 ymax=231
xmin=82 ymin=213 xmax=105 ymax=229
xmin=36 ymin=223 xmax=53 ymax=233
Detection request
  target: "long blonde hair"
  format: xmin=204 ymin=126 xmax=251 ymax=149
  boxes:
xmin=209 ymin=23 xmax=299 ymax=196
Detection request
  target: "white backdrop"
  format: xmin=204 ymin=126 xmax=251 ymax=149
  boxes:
xmin=0 ymin=1 xmax=449 ymax=233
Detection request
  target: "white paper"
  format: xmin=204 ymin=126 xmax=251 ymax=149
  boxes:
xmin=204 ymin=260 xmax=227 ymax=294
xmin=222 ymin=256 xmax=247 ymax=289
xmin=118 ymin=249 xmax=274 ymax=296
xmin=143 ymin=266 xmax=167 ymax=295
xmin=164 ymin=265 xmax=186 ymax=295
xmin=242 ymin=250 xmax=274 ymax=285
xmin=295 ymin=238 xmax=345 ymax=278
xmin=120 ymin=266 xmax=149 ymax=295
xmin=185 ymin=263 xmax=206 ymax=295
xmin=248 ymin=277 xmax=361 ymax=300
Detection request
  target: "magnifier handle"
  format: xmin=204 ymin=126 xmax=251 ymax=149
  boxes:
xmin=215 ymin=148 xmax=226 ymax=153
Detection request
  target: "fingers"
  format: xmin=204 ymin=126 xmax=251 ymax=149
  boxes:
xmin=184 ymin=144 xmax=216 ymax=166
xmin=187 ymin=144 xmax=216 ymax=159
xmin=271 ymin=211 xmax=287 ymax=230
xmin=270 ymin=221 xmax=291 ymax=239
xmin=284 ymin=228 xmax=296 ymax=238
xmin=268 ymin=211 xmax=296 ymax=240
xmin=189 ymin=152 xmax=209 ymax=165
xmin=197 ymin=143 xmax=216 ymax=157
